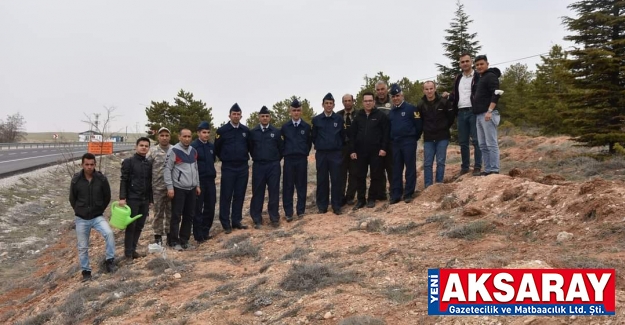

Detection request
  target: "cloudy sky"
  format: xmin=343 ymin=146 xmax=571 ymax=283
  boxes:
xmin=1 ymin=0 xmax=576 ymax=134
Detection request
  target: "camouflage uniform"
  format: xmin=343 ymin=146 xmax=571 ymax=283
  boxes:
xmin=147 ymin=144 xmax=172 ymax=241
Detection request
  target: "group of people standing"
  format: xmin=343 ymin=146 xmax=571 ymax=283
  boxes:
xmin=68 ymin=53 xmax=502 ymax=281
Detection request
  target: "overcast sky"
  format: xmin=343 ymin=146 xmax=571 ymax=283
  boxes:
xmin=1 ymin=0 xmax=576 ymax=134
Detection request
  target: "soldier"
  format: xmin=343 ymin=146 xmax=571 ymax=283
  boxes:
xmin=147 ymin=127 xmax=172 ymax=246
xmin=388 ymin=84 xmax=423 ymax=204
xmin=119 ymin=137 xmax=153 ymax=259
xmin=281 ymin=99 xmax=312 ymax=221
xmin=191 ymin=121 xmax=217 ymax=243
xmin=312 ymin=93 xmax=345 ymax=215
xmin=337 ymin=94 xmax=358 ymax=206
xmin=374 ymin=80 xmax=393 ymax=201
xmin=249 ymin=106 xmax=284 ymax=229
xmin=215 ymin=103 xmax=251 ymax=234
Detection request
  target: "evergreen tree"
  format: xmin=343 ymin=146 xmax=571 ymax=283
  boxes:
xmin=436 ymin=0 xmax=482 ymax=91
xmin=562 ymin=0 xmax=625 ymax=152
xmin=145 ymin=89 xmax=214 ymax=143
xmin=246 ymin=96 xmax=315 ymax=128
xmin=498 ymin=63 xmax=534 ymax=127
xmin=528 ymin=45 xmax=573 ymax=134
xmin=355 ymin=72 xmax=391 ymax=107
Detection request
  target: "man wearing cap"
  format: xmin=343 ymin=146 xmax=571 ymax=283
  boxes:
xmin=374 ymin=80 xmax=393 ymax=201
xmin=281 ymin=99 xmax=312 ymax=221
xmin=191 ymin=121 xmax=216 ymax=243
xmin=147 ymin=127 xmax=172 ymax=246
xmin=388 ymin=84 xmax=423 ymax=204
xmin=336 ymin=94 xmax=358 ymax=206
xmin=312 ymin=93 xmax=345 ymax=215
xmin=249 ymin=106 xmax=284 ymax=229
xmin=215 ymin=103 xmax=251 ymax=234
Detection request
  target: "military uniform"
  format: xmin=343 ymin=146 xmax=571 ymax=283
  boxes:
xmin=147 ymin=139 xmax=172 ymax=245
xmin=281 ymin=112 xmax=312 ymax=220
xmin=191 ymin=121 xmax=217 ymax=242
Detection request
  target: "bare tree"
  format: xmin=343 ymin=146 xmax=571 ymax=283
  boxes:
xmin=0 ymin=112 xmax=28 ymax=143
xmin=81 ymin=106 xmax=119 ymax=173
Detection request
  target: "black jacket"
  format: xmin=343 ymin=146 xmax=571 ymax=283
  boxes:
xmin=280 ymin=120 xmax=312 ymax=158
xmin=337 ymin=108 xmax=358 ymax=146
xmin=191 ymin=139 xmax=216 ymax=180
xmin=120 ymin=153 xmax=153 ymax=202
xmin=69 ymin=170 xmax=111 ymax=220
xmin=451 ymin=71 xmax=480 ymax=111
xmin=349 ymin=107 xmax=390 ymax=155
xmin=417 ymin=93 xmax=455 ymax=141
xmin=249 ymin=124 xmax=284 ymax=162
xmin=473 ymin=68 xmax=501 ymax=114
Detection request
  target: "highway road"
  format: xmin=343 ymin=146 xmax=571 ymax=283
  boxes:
xmin=0 ymin=144 xmax=135 ymax=177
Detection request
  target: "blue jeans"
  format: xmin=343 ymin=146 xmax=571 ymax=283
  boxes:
xmin=476 ymin=111 xmax=500 ymax=173
xmin=457 ymin=109 xmax=481 ymax=170
xmin=423 ymin=139 xmax=449 ymax=188
xmin=75 ymin=216 xmax=115 ymax=272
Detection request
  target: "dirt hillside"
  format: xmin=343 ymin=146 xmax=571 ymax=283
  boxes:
xmin=1 ymin=135 xmax=625 ymax=325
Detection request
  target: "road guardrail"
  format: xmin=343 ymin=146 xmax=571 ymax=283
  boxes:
xmin=0 ymin=142 xmax=135 ymax=150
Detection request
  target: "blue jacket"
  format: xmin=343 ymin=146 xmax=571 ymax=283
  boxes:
xmin=389 ymin=101 xmax=423 ymax=142
xmin=281 ymin=119 xmax=312 ymax=158
xmin=215 ymin=123 xmax=250 ymax=164
xmin=191 ymin=138 xmax=216 ymax=180
xmin=312 ymin=112 xmax=344 ymax=151
xmin=249 ymin=124 xmax=284 ymax=162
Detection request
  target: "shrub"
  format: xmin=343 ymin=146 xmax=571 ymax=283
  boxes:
xmin=280 ymin=263 xmax=357 ymax=292
xmin=445 ymin=221 xmax=493 ymax=240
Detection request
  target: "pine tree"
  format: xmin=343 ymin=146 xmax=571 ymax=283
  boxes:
xmin=562 ymin=0 xmax=625 ymax=152
xmin=436 ymin=0 xmax=482 ymax=91
xmin=498 ymin=63 xmax=534 ymax=127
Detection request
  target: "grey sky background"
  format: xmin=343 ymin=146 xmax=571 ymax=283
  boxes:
xmin=1 ymin=0 xmax=575 ymax=135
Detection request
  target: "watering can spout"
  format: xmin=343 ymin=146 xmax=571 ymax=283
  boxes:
xmin=109 ymin=201 xmax=143 ymax=230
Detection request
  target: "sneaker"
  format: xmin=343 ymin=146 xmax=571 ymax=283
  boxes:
xmin=271 ymin=221 xmax=280 ymax=228
xmin=104 ymin=258 xmax=117 ymax=273
xmin=81 ymin=270 xmax=92 ymax=282
xmin=173 ymin=244 xmax=183 ymax=251
xmin=366 ymin=200 xmax=375 ymax=208
xmin=472 ymin=168 xmax=482 ymax=176
xmin=285 ymin=216 xmax=293 ymax=222
xmin=254 ymin=223 xmax=262 ymax=230
xmin=459 ymin=168 xmax=470 ymax=176
xmin=132 ymin=251 xmax=146 ymax=259
xmin=352 ymin=201 xmax=366 ymax=211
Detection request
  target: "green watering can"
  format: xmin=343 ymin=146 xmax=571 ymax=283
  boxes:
xmin=109 ymin=201 xmax=143 ymax=230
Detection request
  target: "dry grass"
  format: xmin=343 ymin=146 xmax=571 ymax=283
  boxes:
xmin=280 ymin=263 xmax=358 ymax=292
xmin=444 ymin=221 xmax=494 ymax=240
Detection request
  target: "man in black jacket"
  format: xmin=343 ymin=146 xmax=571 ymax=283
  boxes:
xmin=473 ymin=55 xmax=502 ymax=175
xmin=191 ymin=121 xmax=216 ymax=243
xmin=418 ymin=81 xmax=455 ymax=188
xmin=337 ymin=94 xmax=358 ymax=206
xmin=444 ymin=53 xmax=482 ymax=176
xmin=69 ymin=153 xmax=115 ymax=282
xmin=119 ymin=137 xmax=153 ymax=260
xmin=349 ymin=91 xmax=389 ymax=209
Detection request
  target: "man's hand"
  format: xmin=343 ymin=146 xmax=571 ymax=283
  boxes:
xmin=350 ymin=153 xmax=357 ymax=160
xmin=441 ymin=92 xmax=450 ymax=99
xmin=167 ymin=189 xmax=174 ymax=199
xmin=485 ymin=111 xmax=492 ymax=122
xmin=379 ymin=150 xmax=386 ymax=157
xmin=196 ymin=186 xmax=201 ymax=196
xmin=118 ymin=199 xmax=126 ymax=207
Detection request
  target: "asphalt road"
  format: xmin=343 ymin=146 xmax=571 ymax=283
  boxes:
xmin=0 ymin=144 xmax=135 ymax=177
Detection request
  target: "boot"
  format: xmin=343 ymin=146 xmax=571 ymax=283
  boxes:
xmin=104 ymin=258 xmax=117 ymax=273
xmin=154 ymin=235 xmax=163 ymax=246
xmin=81 ymin=270 xmax=92 ymax=282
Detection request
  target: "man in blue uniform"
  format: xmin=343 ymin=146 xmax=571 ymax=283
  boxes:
xmin=215 ymin=103 xmax=251 ymax=234
xmin=191 ymin=121 xmax=216 ymax=243
xmin=249 ymin=106 xmax=284 ymax=229
xmin=312 ymin=93 xmax=345 ymax=215
xmin=388 ymin=84 xmax=423 ymax=204
xmin=281 ymin=99 xmax=312 ymax=222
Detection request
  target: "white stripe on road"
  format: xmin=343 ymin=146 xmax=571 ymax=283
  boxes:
xmin=0 ymin=151 xmax=86 ymax=164
xmin=21 ymin=152 xmax=29 ymax=154
xmin=42 ymin=150 xmax=48 ymax=152
xmin=8 ymin=153 xmax=16 ymax=156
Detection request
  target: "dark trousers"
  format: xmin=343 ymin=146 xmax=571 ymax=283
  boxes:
xmin=193 ymin=178 xmax=216 ymax=242
xmin=250 ymin=161 xmax=281 ymax=224
xmin=391 ymin=140 xmax=417 ymax=201
xmin=283 ymin=156 xmax=308 ymax=217
xmin=377 ymin=146 xmax=393 ymax=200
xmin=356 ymin=152 xmax=383 ymax=202
xmin=315 ymin=150 xmax=342 ymax=211
xmin=170 ymin=187 xmax=195 ymax=246
xmin=124 ymin=199 xmax=149 ymax=257
xmin=457 ymin=109 xmax=482 ymax=170
xmin=340 ymin=145 xmax=358 ymax=202
xmin=219 ymin=162 xmax=249 ymax=229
